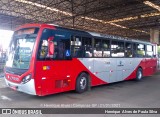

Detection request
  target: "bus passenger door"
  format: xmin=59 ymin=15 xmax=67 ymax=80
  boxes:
xmin=43 ymin=39 xmax=71 ymax=95
xmin=116 ymin=58 xmax=124 ymax=82
xmin=107 ymin=58 xmax=117 ymax=83
xmin=35 ymin=29 xmax=71 ymax=96
xmin=35 ymin=40 xmax=71 ymax=96
xmin=122 ymin=58 xmax=133 ymax=80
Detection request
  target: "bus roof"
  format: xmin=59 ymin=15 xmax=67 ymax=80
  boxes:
xmin=51 ymin=24 xmax=152 ymax=45
xmin=17 ymin=23 xmax=153 ymax=45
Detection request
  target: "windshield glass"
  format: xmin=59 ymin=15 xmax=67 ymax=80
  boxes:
xmin=6 ymin=28 xmax=39 ymax=69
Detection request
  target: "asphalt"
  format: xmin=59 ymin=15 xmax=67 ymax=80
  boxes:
xmin=0 ymin=72 xmax=160 ymax=117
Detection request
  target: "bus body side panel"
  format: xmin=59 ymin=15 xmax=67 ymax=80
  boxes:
xmin=125 ymin=58 xmax=157 ymax=80
xmin=34 ymin=58 xmax=107 ymax=96
xmin=79 ymin=58 xmax=143 ymax=83
xmin=75 ymin=58 xmax=108 ymax=86
xmin=78 ymin=57 xmax=157 ymax=83
xmin=35 ymin=60 xmax=70 ymax=96
xmin=144 ymin=58 xmax=157 ymax=76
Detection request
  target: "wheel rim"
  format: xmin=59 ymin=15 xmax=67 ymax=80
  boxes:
xmin=80 ymin=77 xmax=87 ymax=90
xmin=138 ymin=70 xmax=142 ymax=79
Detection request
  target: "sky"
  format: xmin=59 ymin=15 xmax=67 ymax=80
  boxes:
xmin=0 ymin=29 xmax=13 ymax=50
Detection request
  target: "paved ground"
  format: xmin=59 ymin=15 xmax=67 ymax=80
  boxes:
xmin=0 ymin=72 xmax=4 ymax=78
xmin=0 ymin=72 xmax=160 ymax=117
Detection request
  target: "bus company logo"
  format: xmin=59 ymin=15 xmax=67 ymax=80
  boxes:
xmin=118 ymin=61 xmax=123 ymax=66
xmin=119 ymin=61 xmax=122 ymax=65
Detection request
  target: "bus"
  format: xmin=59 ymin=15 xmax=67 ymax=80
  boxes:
xmin=4 ymin=24 xmax=158 ymax=96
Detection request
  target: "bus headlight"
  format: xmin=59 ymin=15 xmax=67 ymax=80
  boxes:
xmin=22 ymin=74 xmax=31 ymax=84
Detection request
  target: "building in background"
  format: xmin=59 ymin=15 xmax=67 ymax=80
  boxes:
xmin=0 ymin=29 xmax=13 ymax=70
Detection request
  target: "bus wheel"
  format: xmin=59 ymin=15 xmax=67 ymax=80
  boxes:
xmin=76 ymin=73 xmax=88 ymax=93
xmin=136 ymin=68 xmax=143 ymax=81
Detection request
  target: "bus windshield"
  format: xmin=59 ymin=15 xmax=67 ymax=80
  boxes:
xmin=6 ymin=28 xmax=39 ymax=69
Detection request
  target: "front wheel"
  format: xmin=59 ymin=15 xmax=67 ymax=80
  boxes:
xmin=76 ymin=73 xmax=88 ymax=93
xmin=136 ymin=68 xmax=143 ymax=81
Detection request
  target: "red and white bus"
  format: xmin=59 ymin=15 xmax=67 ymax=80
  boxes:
xmin=4 ymin=24 xmax=157 ymax=96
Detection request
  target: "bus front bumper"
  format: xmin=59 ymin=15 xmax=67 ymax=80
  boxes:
xmin=5 ymin=78 xmax=36 ymax=95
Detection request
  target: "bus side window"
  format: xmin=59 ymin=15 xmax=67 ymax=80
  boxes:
xmin=137 ymin=44 xmax=145 ymax=57
xmin=125 ymin=42 xmax=133 ymax=57
xmin=53 ymin=42 xmax=58 ymax=59
xmin=133 ymin=43 xmax=137 ymax=57
xmin=111 ymin=41 xmax=124 ymax=57
xmin=146 ymin=45 xmax=153 ymax=57
xmin=71 ymin=36 xmax=92 ymax=58
xmin=71 ymin=36 xmax=83 ymax=58
xmin=153 ymin=45 xmax=157 ymax=57
xmin=94 ymin=39 xmax=102 ymax=57
xmin=52 ymin=41 xmax=64 ymax=59
xmin=82 ymin=37 xmax=92 ymax=57
xmin=37 ymin=29 xmax=54 ymax=60
xmin=53 ymin=39 xmax=70 ymax=60
xmin=102 ymin=39 xmax=110 ymax=57
xmin=40 ymin=40 xmax=48 ymax=59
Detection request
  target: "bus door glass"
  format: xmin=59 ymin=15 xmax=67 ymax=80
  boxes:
xmin=111 ymin=40 xmax=125 ymax=82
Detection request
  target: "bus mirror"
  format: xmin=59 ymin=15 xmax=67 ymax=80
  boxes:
xmin=48 ymin=37 xmax=54 ymax=55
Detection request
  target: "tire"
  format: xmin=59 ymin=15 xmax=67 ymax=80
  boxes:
xmin=136 ymin=68 xmax=143 ymax=81
xmin=76 ymin=73 xmax=88 ymax=93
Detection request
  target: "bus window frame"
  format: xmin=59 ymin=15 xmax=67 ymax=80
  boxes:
xmin=71 ymin=35 xmax=93 ymax=58
xmin=146 ymin=44 xmax=154 ymax=58
xmin=37 ymin=28 xmax=71 ymax=61
xmin=93 ymin=37 xmax=103 ymax=58
xmin=137 ymin=43 xmax=146 ymax=58
xmin=110 ymin=39 xmax=125 ymax=58
xmin=124 ymin=41 xmax=133 ymax=58
xmin=101 ymin=38 xmax=111 ymax=58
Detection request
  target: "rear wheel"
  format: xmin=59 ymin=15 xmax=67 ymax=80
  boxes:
xmin=136 ymin=68 xmax=143 ymax=81
xmin=76 ymin=73 xmax=88 ymax=93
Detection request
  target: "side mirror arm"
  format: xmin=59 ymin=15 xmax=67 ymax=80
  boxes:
xmin=48 ymin=37 xmax=54 ymax=56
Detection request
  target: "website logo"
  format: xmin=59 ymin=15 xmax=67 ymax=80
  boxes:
xmin=2 ymin=109 xmax=11 ymax=114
